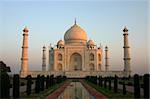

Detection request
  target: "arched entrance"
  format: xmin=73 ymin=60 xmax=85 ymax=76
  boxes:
xmin=89 ymin=63 xmax=94 ymax=71
xmin=58 ymin=63 xmax=62 ymax=71
xmin=70 ymin=53 xmax=82 ymax=71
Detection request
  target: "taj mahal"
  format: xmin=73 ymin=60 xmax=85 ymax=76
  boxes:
xmin=20 ymin=20 xmax=131 ymax=78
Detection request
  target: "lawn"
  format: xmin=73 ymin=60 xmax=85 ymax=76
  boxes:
xmin=9 ymin=80 xmax=66 ymax=99
xmin=85 ymin=80 xmax=135 ymax=99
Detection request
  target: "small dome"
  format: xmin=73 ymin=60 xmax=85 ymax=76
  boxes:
xmin=87 ymin=39 xmax=95 ymax=46
xmin=64 ymin=24 xmax=87 ymax=42
xmin=43 ymin=46 xmax=46 ymax=49
xmin=23 ymin=26 xmax=29 ymax=32
xmin=123 ymin=26 xmax=128 ymax=32
xmin=105 ymin=46 xmax=108 ymax=50
xmin=57 ymin=40 xmax=64 ymax=46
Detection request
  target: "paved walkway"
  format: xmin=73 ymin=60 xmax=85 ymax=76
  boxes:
xmin=81 ymin=80 xmax=108 ymax=99
xmin=45 ymin=81 xmax=70 ymax=99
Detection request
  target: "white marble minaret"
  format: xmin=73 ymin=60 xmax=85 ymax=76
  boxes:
xmin=42 ymin=46 xmax=46 ymax=71
xmin=105 ymin=46 xmax=109 ymax=71
xmin=20 ymin=27 xmax=29 ymax=77
xmin=123 ymin=26 xmax=131 ymax=76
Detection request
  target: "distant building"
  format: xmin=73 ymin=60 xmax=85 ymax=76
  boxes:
xmin=20 ymin=20 xmax=131 ymax=78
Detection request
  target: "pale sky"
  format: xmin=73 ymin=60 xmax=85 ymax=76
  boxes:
xmin=0 ymin=0 xmax=149 ymax=75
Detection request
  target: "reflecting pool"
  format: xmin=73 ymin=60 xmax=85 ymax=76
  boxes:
xmin=58 ymin=81 xmax=95 ymax=99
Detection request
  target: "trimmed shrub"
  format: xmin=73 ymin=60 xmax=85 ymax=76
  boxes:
xmin=20 ymin=82 xmax=25 ymax=86
xmin=10 ymin=83 xmax=13 ymax=88
xmin=101 ymin=77 xmax=103 ymax=87
xmin=35 ymin=75 xmax=40 ymax=93
xmin=26 ymin=75 xmax=32 ymax=96
xmin=98 ymin=76 xmax=101 ymax=86
xmin=50 ymin=75 xmax=54 ymax=86
xmin=0 ymin=73 xmax=10 ymax=98
xmin=122 ymin=78 xmax=126 ymax=95
xmin=46 ymin=75 xmax=50 ymax=89
xmin=13 ymin=74 xmax=20 ymax=98
xmin=134 ymin=74 xmax=140 ymax=99
xmin=143 ymin=74 xmax=150 ymax=99
xmin=119 ymin=81 xmax=123 ymax=85
xmin=108 ymin=77 xmax=111 ymax=90
xmin=114 ymin=75 xmax=118 ymax=93
xmin=104 ymin=77 xmax=107 ymax=88
xmin=40 ymin=75 xmax=45 ymax=91
xmin=127 ymin=81 xmax=133 ymax=86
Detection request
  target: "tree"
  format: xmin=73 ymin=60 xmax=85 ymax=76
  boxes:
xmin=98 ymin=76 xmax=101 ymax=87
xmin=40 ymin=75 xmax=45 ymax=91
xmin=108 ymin=77 xmax=111 ymax=90
xmin=104 ymin=77 xmax=107 ymax=88
xmin=101 ymin=77 xmax=103 ymax=87
xmin=0 ymin=61 xmax=11 ymax=73
xmin=122 ymin=77 xmax=126 ymax=95
xmin=50 ymin=75 xmax=54 ymax=86
xmin=0 ymin=61 xmax=11 ymax=98
xmin=56 ymin=76 xmax=59 ymax=84
xmin=46 ymin=75 xmax=50 ymax=89
xmin=35 ymin=75 xmax=40 ymax=93
xmin=63 ymin=76 xmax=67 ymax=81
xmin=26 ymin=75 xmax=32 ymax=96
xmin=0 ymin=73 xmax=10 ymax=98
xmin=134 ymin=74 xmax=140 ymax=99
xmin=13 ymin=74 xmax=20 ymax=98
xmin=114 ymin=75 xmax=118 ymax=93
xmin=143 ymin=74 xmax=149 ymax=99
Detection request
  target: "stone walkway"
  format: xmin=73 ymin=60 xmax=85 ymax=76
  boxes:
xmin=45 ymin=81 xmax=70 ymax=99
xmin=46 ymin=80 xmax=107 ymax=99
xmin=81 ymin=80 xmax=108 ymax=99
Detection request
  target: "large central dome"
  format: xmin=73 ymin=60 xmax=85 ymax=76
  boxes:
xmin=64 ymin=23 xmax=87 ymax=43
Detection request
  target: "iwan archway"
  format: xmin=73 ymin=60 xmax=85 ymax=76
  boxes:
xmin=69 ymin=53 xmax=82 ymax=71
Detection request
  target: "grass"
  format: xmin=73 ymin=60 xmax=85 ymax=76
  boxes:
xmin=118 ymin=79 xmax=144 ymax=87
xmin=85 ymin=80 xmax=136 ymax=99
xmin=9 ymin=81 xmax=66 ymax=99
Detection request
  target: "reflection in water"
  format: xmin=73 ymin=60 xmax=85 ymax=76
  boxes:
xmin=58 ymin=81 xmax=95 ymax=99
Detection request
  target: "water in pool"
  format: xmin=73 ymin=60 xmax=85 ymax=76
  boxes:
xmin=58 ymin=81 xmax=95 ymax=99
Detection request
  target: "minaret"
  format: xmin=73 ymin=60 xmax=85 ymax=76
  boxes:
xmin=123 ymin=26 xmax=131 ymax=76
xmin=105 ymin=46 xmax=109 ymax=71
xmin=42 ymin=46 xmax=46 ymax=71
xmin=20 ymin=26 xmax=29 ymax=77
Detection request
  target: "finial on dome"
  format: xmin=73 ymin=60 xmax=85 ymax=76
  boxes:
xmin=75 ymin=18 xmax=76 ymax=25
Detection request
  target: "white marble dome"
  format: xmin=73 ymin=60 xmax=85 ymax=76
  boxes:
xmin=64 ymin=23 xmax=87 ymax=42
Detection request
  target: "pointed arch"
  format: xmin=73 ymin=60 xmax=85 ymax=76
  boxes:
xmin=89 ymin=53 xmax=94 ymax=61
xmin=89 ymin=63 xmax=94 ymax=71
xmin=70 ymin=53 xmax=82 ymax=71
xmin=98 ymin=54 xmax=101 ymax=61
xmin=58 ymin=53 xmax=62 ymax=61
xmin=98 ymin=64 xmax=101 ymax=71
xmin=58 ymin=63 xmax=62 ymax=71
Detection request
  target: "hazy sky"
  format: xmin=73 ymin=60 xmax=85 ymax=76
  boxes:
xmin=0 ymin=0 xmax=149 ymax=75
